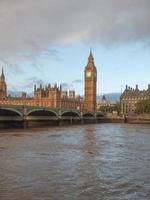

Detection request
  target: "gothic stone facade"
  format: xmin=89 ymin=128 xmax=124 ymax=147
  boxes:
xmin=120 ymin=85 xmax=150 ymax=115
xmin=0 ymin=52 xmax=97 ymax=113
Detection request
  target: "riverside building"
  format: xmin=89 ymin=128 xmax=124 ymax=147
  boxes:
xmin=120 ymin=85 xmax=150 ymax=115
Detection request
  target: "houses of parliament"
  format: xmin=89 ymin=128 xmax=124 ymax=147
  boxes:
xmin=0 ymin=51 xmax=97 ymax=113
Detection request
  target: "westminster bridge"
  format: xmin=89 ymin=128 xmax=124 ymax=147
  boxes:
xmin=0 ymin=104 xmax=107 ymax=128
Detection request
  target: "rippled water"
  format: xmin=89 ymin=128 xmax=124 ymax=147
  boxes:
xmin=0 ymin=124 xmax=150 ymax=200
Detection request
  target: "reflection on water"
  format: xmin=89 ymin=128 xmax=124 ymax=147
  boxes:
xmin=0 ymin=124 xmax=150 ymax=200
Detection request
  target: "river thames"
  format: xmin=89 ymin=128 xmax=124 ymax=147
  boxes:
xmin=0 ymin=123 xmax=150 ymax=200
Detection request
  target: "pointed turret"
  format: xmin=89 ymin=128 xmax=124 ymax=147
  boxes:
xmin=102 ymin=95 xmax=106 ymax=101
xmin=0 ymin=67 xmax=5 ymax=82
xmin=34 ymin=84 xmax=36 ymax=92
xmin=86 ymin=49 xmax=96 ymax=71
xmin=0 ymin=67 xmax=7 ymax=98
xmin=88 ymin=49 xmax=94 ymax=63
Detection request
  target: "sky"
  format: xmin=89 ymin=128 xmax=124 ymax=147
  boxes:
xmin=0 ymin=0 xmax=150 ymax=95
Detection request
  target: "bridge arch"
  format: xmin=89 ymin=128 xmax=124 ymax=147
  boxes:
xmin=0 ymin=108 xmax=22 ymax=117
xmin=96 ymin=112 xmax=104 ymax=117
xmin=27 ymin=109 xmax=58 ymax=117
xmin=83 ymin=112 xmax=94 ymax=118
xmin=61 ymin=111 xmax=80 ymax=117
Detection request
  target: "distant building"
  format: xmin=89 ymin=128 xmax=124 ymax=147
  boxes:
xmin=61 ymin=90 xmax=75 ymax=98
xmin=97 ymin=95 xmax=111 ymax=110
xmin=61 ymin=90 xmax=68 ymax=98
xmin=120 ymin=84 xmax=150 ymax=115
xmin=0 ymin=51 xmax=97 ymax=113
xmin=21 ymin=92 xmax=27 ymax=98
xmin=68 ymin=90 xmax=75 ymax=99
xmin=97 ymin=95 xmax=118 ymax=114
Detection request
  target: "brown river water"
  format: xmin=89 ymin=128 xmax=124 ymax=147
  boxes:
xmin=0 ymin=123 xmax=150 ymax=200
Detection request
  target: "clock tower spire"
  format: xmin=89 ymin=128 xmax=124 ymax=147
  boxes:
xmin=84 ymin=50 xmax=97 ymax=113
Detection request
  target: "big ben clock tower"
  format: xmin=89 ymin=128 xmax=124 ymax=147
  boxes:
xmin=84 ymin=50 xmax=97 ymax=113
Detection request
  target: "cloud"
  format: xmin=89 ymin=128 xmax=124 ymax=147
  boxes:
xmin=61 ymin=82 xmax=72 ymax=91
xmin=9 ymin=77 xmax=82 ymax=93
xmin=72 ymin=79 xmax=83 ymax=84
xmin=0 ymin=0 xmax=150 ymax=65
xmin=23 ymin=77 xmax=45 ymax=88
xmin=60 ymin=79 xmax=83 ymax=96
xmin=9 ymin=76 xmax=45 ymax=92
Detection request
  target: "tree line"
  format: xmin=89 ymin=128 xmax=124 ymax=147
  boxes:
xmin=136 ymin=99 xmax=150 ymax=114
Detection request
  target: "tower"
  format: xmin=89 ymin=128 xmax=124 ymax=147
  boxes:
xmin=0 ymin=68 xmax=7 ymax=98
xmin=84 ymin=50 xmax=97 ymax=113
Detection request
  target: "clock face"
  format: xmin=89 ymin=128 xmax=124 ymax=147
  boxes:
xmin=86 ymin=71 xmax=91 ymax=77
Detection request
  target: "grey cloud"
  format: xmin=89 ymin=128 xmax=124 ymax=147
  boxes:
xmin=0 ymin=59 xmax=23 ymax=74
xmin=24 ymin=77 xmax=45 ymax=87
xmin=61 ymin=82 xmax=72 ymax=91
xmin=60 ymin=80 xmax=83 ymax=94
xmin=0 ymin=0 xmax=150 ymax=65
xmin=72 ymin=79 xmax=83 ymax=84
xmin=9 ymin=77 xmax=45 ymax=91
